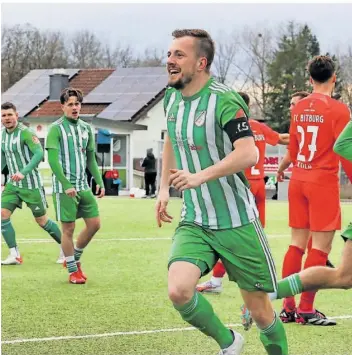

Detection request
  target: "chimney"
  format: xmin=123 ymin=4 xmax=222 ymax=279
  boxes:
xmin=49 ymin=69 xmax=69 ymax=101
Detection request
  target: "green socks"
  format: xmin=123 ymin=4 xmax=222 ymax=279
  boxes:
xmin=1 ymin=219 xmax=17 ymax=249
xmin=65 ymin=256 xmax=78 ymax=273
xmin=42 ymin=219 xmax=62 ymax=244
xmin=259 ymin=313 xmax=288 ymax=355
xmin=174 ymin=292 xmax=233 ymax=349
xmin=74 ymin=246 xmax=84 ymax=261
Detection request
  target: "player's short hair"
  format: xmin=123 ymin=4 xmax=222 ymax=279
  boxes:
xmin=291 ymin=91 xmax=310 ymax=100
xmin=308 ymin=55 xmax=335 ymax=83
xmin=60 ymin=88 xmax=84 ymax=105
xmin=238 ymin=92 xmax=250 ymax=106
xmin=1 ymin=102 xmax=17 ymax=111
xmin=172 ymin=29 xmax=215 ymax=72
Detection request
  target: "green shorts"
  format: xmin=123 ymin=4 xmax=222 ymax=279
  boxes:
xmin=52 ymin=189 xmax=99 ymax=222
xmin=1 ymin=183 xmax=47 ymax=217
xmin=341 ymin=222 xmax=352 ymax=242
xmin=168 ymin=219 xmax=277 ymax=293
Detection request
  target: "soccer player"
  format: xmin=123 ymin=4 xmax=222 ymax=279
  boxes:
xmin=46 ymin=88 xmax=105 ymax=284
xmin=157 ymin=29 xmax=288 ymax=355
xmin=197 ymin=92 xmax=289 ymax=294
xmin=1 ymin=102 xmax=63 ymax=265
xmin=279 ymin=55 xmax=352 ymax=326
xmin=269 ymin=120 xmax=352 ymax=304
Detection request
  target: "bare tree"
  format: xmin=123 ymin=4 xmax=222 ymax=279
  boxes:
xmin=213 ymin=31 xmax=239 ymax=84
xmin=339 ymin=46 xmax=352 ymax=108
xmin=70 ymin=30 xmax=104 ymax=68
xmin=133 ymin=48 xmax=164 ymax=67
xmin=234 ymin=27 xmax=274 ymax=119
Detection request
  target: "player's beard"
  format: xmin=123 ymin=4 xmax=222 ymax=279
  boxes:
xmin=168 ymin=72 xmax=194 ymax=90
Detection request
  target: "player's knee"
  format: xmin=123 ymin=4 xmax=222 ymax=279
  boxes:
xmin=1 ymin=209 xmax=11 ymax=220
xmin=337 ymin=269 xmax=352 ymax=290
xmin=250 ymin=307 xmax=274 ymax=326
xmin=35 ymin=216 xmax=47 ymax=227
xmin=168 ymin=283 xmax=193 ymax=305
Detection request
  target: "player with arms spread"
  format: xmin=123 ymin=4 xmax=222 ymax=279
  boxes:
xmin=1 ymin=102 xmax=63 ymax=265
xmin=197 ymin=92 xmax=289 ymax=294
xmin=277 ymin=55 xmax=352 ymax=326
xmin=46 ymin=88 xmax=105 ymax=284
xmin=157 ymin=29 xmax=288 ymax=355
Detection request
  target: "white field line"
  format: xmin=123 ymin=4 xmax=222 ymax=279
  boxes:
xmin=2 ymin=234 xmax=292 ymax=244
xmin=2 ymin=315 xmax=352 ymax=344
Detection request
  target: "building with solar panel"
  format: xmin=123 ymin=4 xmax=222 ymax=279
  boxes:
xmin=1 ymin=67 xmax=168 ymax=195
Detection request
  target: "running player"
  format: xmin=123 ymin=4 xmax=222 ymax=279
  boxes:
xmin=46 ymin=88 xmax=105 ymax=284
xmin=197 ymin=92 xmax=289 ymax=294
xmin=157 ymin=29 xmax=288 ymax=355
xmin=1 ymin=102 xmax=63 ymax=265
xmin=278 ymin=55 xmax=352 ymax=326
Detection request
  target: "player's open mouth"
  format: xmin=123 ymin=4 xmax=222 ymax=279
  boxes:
xmin=169 ymin=68 xmax=181 ymax=77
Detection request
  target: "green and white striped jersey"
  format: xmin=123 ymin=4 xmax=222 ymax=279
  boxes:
xmin=46 ymin=116 xmax=95 ymax=193
xmin=1 ymin=123 xmax=43 ymax=189
xmin=164 ymin=77 xmax=259 ymax=229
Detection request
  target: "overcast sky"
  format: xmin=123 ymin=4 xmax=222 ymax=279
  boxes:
xmin=2 ymin=3 xmax=352 ymax=54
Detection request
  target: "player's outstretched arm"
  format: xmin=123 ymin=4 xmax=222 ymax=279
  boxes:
xmin=278 ymin=133 xmax=290 ymax=145
xmin=334 ymin=121 xmax=352 ymax=162
xmin=19 ymin=130 xmax=44 ymax=176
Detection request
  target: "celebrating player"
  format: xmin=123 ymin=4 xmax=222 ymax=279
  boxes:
xmin=46 ymin=88 xmax=105 ymax=284
xmin=1 ymin=102 xmax=63 ymax=265
xmin=157 ymin=29 xmax=288 ymax=355
xmin=197 ymin=92 xmax=289 ymax=294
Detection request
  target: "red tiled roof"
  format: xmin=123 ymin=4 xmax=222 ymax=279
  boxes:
xmin=69 ymin=69 xmax=115 ymax=97
xmin=27 ymin=69 xmax=114 ymax=118
xmin=28 ymin=103 xmax=109 ymax=118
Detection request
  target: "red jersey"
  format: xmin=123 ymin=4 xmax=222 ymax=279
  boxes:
xmin=289 ymin=93 xmax=351 ymax=184
xmin=245 ymin=119 xmax=280 ymax=180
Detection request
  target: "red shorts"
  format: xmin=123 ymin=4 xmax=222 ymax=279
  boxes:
xmin=248 ymin=179 xmax=266 ymax=228
xmin=288 ymin=179 xmax=341 ymax=231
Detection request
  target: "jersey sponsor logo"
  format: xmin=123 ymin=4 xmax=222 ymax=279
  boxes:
xmin=12 ymin=139 xmax=18 ymax=144
xmin=254 ymin=134 xmax=265 ymax=142
xmin=67 ymin=133 xmax=72 ymax=137
xmin=194 ymin=111 xmax=206 ymax=127
xmin=172 ymin=137 xmax=203 ymax=153
xmin=167 ymin=113 xmax=176 ymax=122
xmin=32 ymin=135 xmax=40 ymax=144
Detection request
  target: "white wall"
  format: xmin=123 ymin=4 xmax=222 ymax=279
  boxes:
xmin=132 ymin=101 xmax=166 ymax=159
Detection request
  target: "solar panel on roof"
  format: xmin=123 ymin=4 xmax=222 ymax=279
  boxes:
xmin=1 ymin=68 xmax=79 ymax=116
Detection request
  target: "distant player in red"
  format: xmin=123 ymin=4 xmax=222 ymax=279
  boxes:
xmin=196 ymin=92 xmax=289 ymax=294
xmin=280 ymin=55 xmax=352 ymax=326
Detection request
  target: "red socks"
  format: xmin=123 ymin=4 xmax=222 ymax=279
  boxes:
xmin=299 ymin=248 xmax=328 ymax=312
xmin=282 ymin=245 xmax=305 ymax=310
xmin=212 ymin=261 xmax=226 ymax=278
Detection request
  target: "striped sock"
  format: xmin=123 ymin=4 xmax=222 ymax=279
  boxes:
xmin=74 ymin=246 xmax=84 ymax=261
xmin=42 ymin=219 xmax=61 ymax=244
xmin=277 ymin=274 xmax=303 ymax=299
xmin=259 ymin=313 xmax=288 ymax=355
xmin=65 ymin=256 xmax=78 ymax=274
